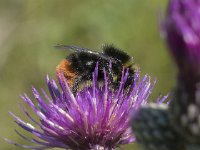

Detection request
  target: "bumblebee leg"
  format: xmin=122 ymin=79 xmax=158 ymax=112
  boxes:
xmin=72 ymin=76 xmax=83 ymax=95
xmin=107 ymin=66 xmax=120 ymax=89
xmin=105 ymin=63 xmax=114 ymax=83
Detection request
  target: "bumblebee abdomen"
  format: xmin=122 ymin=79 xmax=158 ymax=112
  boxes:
xmin=56 ymin=59 xmax=77 ymax=87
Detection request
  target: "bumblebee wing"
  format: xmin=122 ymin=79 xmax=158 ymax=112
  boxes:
xmin=55 ymin=44 xmax=93 ymax=52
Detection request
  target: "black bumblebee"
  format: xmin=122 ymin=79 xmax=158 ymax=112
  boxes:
xmin=56 ymin=44 xmax=137 ymax=94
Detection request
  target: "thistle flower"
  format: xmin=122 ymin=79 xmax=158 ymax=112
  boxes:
xmin=163 ymin=0 xmax=200 ymax=144
xmin=5 ymin=64 xmax=155 ymax=150
xmin=163 ymin=0 xmax=200 ymax=77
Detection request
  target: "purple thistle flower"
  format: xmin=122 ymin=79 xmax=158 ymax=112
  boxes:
xmin=162 ymin=0 xmax=200 ymax=145
xmin=163 ymin=0 xmax=200 ymax=77
xmin=5 ymin=64 xmax=155 ymax=150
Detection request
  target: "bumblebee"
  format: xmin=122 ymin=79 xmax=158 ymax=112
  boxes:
xmin=56 ymin=44 xmax=137 ymax=94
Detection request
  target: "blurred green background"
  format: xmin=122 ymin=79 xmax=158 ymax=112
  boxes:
xmin=0 ymin=0 xmax=175 ymax=149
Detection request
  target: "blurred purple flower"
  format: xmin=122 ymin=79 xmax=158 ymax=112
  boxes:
xmin=163 ymin=0 xmax=200 ymax=77
xmin=162 ymin=0 xmax=200 ymax=145
xmin=5 ymin=64 xmax=155 ymax=150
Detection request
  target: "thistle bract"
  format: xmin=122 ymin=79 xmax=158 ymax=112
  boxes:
xmin=6 ymin=65 xmax=155 ymax=150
